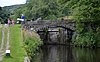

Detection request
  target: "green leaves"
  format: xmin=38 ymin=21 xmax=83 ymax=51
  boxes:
xmin=75 ymin=32 xmax=96 ymax=47
xmin=23 ymin=30 xmax=42 ymax=59
xmin=13 ymin=0 xmax=71 ymax=20
xmin=0 ymin=7 xmax=10 ymax=23
xmin=68 ymin=0 xmax=100 ymax=22
xmin=67 ymin=0 xmax=100 ymax=47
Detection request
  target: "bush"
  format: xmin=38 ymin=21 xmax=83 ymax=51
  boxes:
xmin=74 ymin=28 xmax=100 ymax=47
xmin=22 ymin=30 xmax=43 ymax=60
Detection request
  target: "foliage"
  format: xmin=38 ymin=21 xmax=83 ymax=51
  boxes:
xmin=75 ymin=31 xmax=96 ymax=47
xmin=0 ymin=7 xmax=10 ymax=23
xmin=0 ymin=4 xmax=24 ymax=22
xmin=22 ymin=30 xmax=42 ymax=60
xmin=67 ymin=0 xmax=100 ymax=22
xmin=0 ymin=17 xmax=3 ymax=23
xmin=13 ymin=0 xmax=71 ymax=20
xmin=68 ymin=0 xmax=100 ymax=47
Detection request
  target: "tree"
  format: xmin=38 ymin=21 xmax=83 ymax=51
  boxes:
xmin=14 ymin=0 xmax=70 ymax=20
xmin=67 ymin=0 xmax=100 ymax=47
xmin=0 ymin=7 xmax=10 ymax=23
xmin=67 ymin=0 xmax=100 ymax=22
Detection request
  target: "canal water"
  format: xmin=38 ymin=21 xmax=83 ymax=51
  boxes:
xmin=32 ymin=45 xmax=100 ymax=62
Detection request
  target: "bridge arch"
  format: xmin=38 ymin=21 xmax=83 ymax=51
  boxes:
xmin=23 ymin=20 xmax=76 ymax=45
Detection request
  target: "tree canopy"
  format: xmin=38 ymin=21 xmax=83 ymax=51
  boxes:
xmin=0 ymin=7 xmax=10 ymax=23
xmin=67 ymin=0 xmax=100 ymax=47
xmin=13 ymin=0 xmax=71 ymax=20
xmin=67 ymin=0 xmax=100 ymax=22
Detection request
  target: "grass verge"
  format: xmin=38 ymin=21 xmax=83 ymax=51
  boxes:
xmin=3 ymin=27 xmax=8 ymax=50
xmin=1 ymin=24 xmax=25 ymax=62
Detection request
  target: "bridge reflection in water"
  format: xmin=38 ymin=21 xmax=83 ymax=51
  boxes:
xmin=32 ymin=45 xmax=100 ymax=62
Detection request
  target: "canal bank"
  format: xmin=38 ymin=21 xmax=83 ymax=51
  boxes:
xmin=22 ymin=29 xmax=43 ymax=62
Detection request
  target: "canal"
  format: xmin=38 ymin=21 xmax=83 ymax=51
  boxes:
xmin=32 ymin=45 xmax=100 ymax=62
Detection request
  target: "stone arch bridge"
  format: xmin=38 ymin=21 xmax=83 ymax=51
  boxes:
xmin=23 ymin=20 xmax=76 ymax=45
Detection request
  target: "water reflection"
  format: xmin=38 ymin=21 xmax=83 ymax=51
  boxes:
xmin=32 ymin=45 xmax=100 ymax=62
xmin=40 ymin=45 xmax=74 ymax=62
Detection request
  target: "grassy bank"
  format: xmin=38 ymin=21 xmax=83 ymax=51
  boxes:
xmin=22 ymin=29 xmax=42 ymax=61
xmin=1 ymin=25 xmax=25 ymax=62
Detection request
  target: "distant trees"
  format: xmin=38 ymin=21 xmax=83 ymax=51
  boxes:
xmin=14 ymin=0 xmax=71 ymax=20
xmin=0 ymin=7 xmax=10 ymax=23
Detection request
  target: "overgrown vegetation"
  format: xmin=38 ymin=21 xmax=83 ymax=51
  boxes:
xmin=22 ymin=29 xmax=42 ymax=60
xmin=68 ymin=0 xmax=100 ymax=47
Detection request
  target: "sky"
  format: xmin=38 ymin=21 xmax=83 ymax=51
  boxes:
xmin=0 ymin=0 xmax=26 ymax=7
